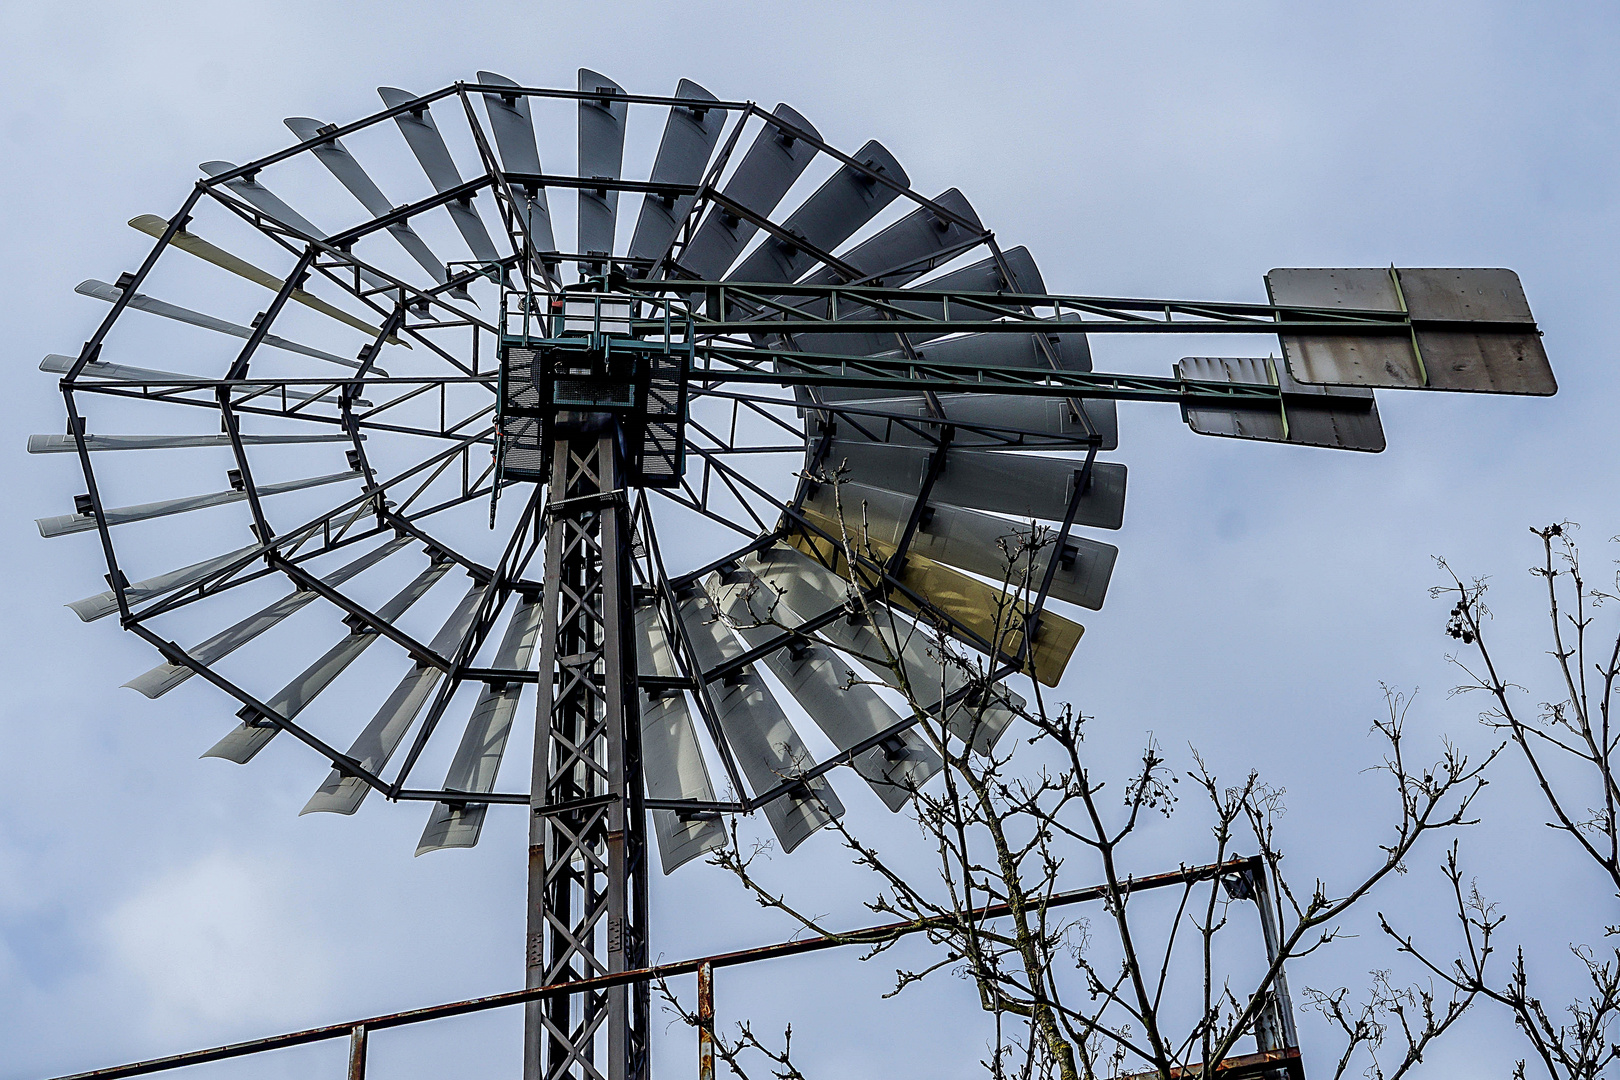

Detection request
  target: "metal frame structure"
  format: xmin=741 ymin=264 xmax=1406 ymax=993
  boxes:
xmin=35 ymin=76 xmax=1552 ymax=1080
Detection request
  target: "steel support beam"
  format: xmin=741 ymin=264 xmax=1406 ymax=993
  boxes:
xmin=527 ymin=421 xmax=648 ymax=1080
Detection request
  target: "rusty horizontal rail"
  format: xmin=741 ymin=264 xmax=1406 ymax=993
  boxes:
xmin=45 ymin=857 xmax=1264 ymax=1080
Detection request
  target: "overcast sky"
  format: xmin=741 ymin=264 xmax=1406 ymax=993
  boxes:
xmin=3 ymin=3 xmax=1619 ymax=1078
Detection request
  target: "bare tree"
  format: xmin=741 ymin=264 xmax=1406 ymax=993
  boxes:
xmin=661 ymin=469 xmax=1490 ymax=1080
xmin=1380 ymin=524 xmax=1620 ymax=1080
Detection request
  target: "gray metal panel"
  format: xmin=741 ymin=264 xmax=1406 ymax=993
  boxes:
xmin=726 ymin=140 xmax=908 ymax=285
xmin=285 ymin=116 xmax=448 ymax=284
xmin=741 ymin=546 xmax=1020 ymax=754
xmin=476 ymin=72 xmax=557 ymax=259
xmin=802 ymin=481 xmax=1117 ymax=610
xmin=818 ymin=391 xmax=1117 ymax=452
xmin=30 ymin=433 xmax=352 ymax=454
xmin=1268 ymin=267 xmax=1554 ymax=395
xmin=706 ymin=566 xmax=942 ymax=811
xmin=633 ymin=599 xmax=727 ymax=872
xmin=1176 ymin=356 xmax=1385 ymax=452
xmin=679 ymin=104 xmax=821 ymax=281
xmin=378 ymin=87 xmax=501 ymax=264
xmin=418 ymin=596 xmax=545 ymax=854
xmin=198 ymin=162 xmax=393 ymax=291
xmin=304 ymin=582 xmax=489 ymax=815
xmin=67 ymin=543 xmax=258 ymax=623
xmin=792 ymin=246 xmax=1044 ymax=356
xmin=37 ymin=469 xmax=359 ymax=538
xmin=76 ymin=280 xmax=367 ymax=370
xmin=822 ymin=440 xmax=1126 ymax=528
xmin=203 ymin=559 xmax=453 ymax=764
xmin=125 ymin=537 xmax=412 ymax=699
xmin=675 ymin=588 xmax=843 ymax=852
xmin=1399 ymin=268 xmax=1554 ymax=395
xmin=576 ymin=69 xmax=627 ymax=261
xmin=627 ymin=80 xmax=723 ymax=268
xmin=797 ymin=188 xmax=983 ymax=291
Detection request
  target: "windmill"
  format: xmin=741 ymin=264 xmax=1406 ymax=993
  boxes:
xmin=32 ymin=69 xmax=1556 ymax=1080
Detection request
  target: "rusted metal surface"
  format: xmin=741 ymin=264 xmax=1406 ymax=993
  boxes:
xmin=697 ymin=961 xmax=715 ymax=1080
xmin=1119 ymin=1046 xmax=1304 ymax=1080
xmin=346 ymin=1026 xmax=367 ymax=1080
xmin=44 ymin=856 xmax=1267 ymax=1080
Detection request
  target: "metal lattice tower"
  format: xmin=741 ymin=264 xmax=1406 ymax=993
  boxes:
xmin=528 ymin=425 xmax=648 ymax=1080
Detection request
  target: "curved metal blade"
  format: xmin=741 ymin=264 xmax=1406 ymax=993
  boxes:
xmin=417 ymin=594 xmax=545 ymax=854
xmin=577 ymin=69 xmax=628 ymax=268
xmin=37 ymin=468 xmax=361 ymax=538
xmin=76 ymin=280 xmax=378 ymax=372
xmin=797 ymin=187 xmax=983 ymax=291
xmin=198 ymin=161 xmax=396 ymax=295
xmin=741 ymin=545 xmax=1020 ymax=754
xmin=378 ymin=87 xmax=501 ymax=265
xmin=675 ymin=585 xmax=843 ymax=852
xmin=128 ymin=214 xmax=403 ymax=342
xmin=125 ymin=536 xmax=411 ymax=699
xmin=203 ymin=558 xmax=455 ymax=764
xmin=303 ymin=580 xmax=489 ymax=815
xmin=285 ymin=117 xmax=450 ymax=286
xmin=802 ymin=480 xmax=1117 ymax=611
xmin=630 ymin=595 xmax=726 ymax=872
xmin=679 ymin=104 xmax=821 ymax=281
xmin=67 ymin=543 xmax=258 ymax=623
xmin=707 ymin=566 xmax=941 ymax=811
xmin=30 ymin=433 xmax=352 ymax=453
xmin=727 ymin=140 xmax=908 ymax=286
xmin=819 ymin=439 xmax=1126 ymax=527
xmin=821 ymin=391 xmax=1115 ymax=451
xmin=40 ymin=353 xmax=360 ymax=406
xmin=476 ymin=71 xmax=558 ymax=267
xmin=791 ymin=246 xmax=1044 ymax=357
xmin=627 ymin=79 xmax=723 ymax=272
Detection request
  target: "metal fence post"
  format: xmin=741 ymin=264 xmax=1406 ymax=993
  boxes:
xmin=697 ymin=962 xmax=714 ymax=1080
xmin=346 ymin=1025 xmax=367 ymax=1080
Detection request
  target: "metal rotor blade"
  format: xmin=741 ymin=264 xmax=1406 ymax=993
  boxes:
xmin=377 ymin=87 xmax=502 ymax=265
xmin=820 ymin=439 xmax=1127 ymax=527
xmin=67 ymin=543 xmax=259 ymax=623
xmin=124 ymin=536 xmax=411 ymax=699
xmin=76 ymin=280 xmax=379 ymax=372
xmin=127 ymin=215 xmax=401 ymax=342
xmin=30 ymin=433 xmax=353 ymax=453
xmin=198 ymin=161 xmax=397 ymax=295
xmin=37 ymin=468 xmax=361 ymax=538
xmin=706 ymin=566 xmax=941 ymax=811
xmin=41 ymin=352 xmax=360 ymax=406
xmin=626 ymin=79 xmax=723 ymax=272
xmin=802 ymin=480 xmax=1117 ymax=611
xmin=284 ymin=117 xmax=451 ymax=286
xmin=576 ymin=69 xmax=628 ymax=267
xmin=740 ymin=545 xmax=1020 ymax=754
xmin=303 ymin=580 xmax=489 ymax=815
xmin=629 ymin=595 xmax=727 ymax=873
xmin=675 ymin=584 xmax=843 ymax=851
xmin=790 ymin=246 xmax=1044 ymax=356
xmin=203 ymin=557 xmax=455 ymax=764
xmin=476 ymin=71 xmax=558 ymax=265
xmin=679 ymin=104 xmax=820 ymax=281
xmin=727 ymin=140 xmax=908 ymax=286
xmin=417 ymin=595 xmax=545 ymax=854
xmin=796 ymin=187 xmax=983 ymax=292
xmin=820 ymin=391 xmax=1115 ymax=451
